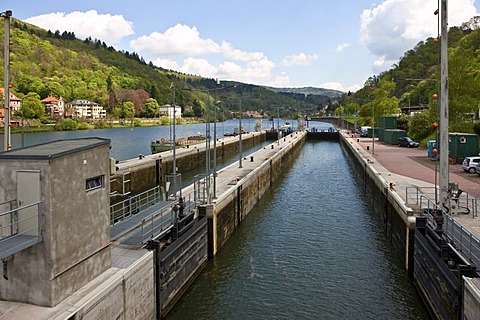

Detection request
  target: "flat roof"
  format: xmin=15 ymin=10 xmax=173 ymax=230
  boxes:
xmin=0 ymin=138 xmax=111 ymax=160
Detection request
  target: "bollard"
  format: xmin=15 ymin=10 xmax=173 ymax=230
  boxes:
xmin=250 ymin=156 xmax=254 ymax=162
xmin=271 ymin=145 xmax=274 ymax=149
xmin=366 ymin=146 xmax=369 ymax=150
xmin=357 ymin=139 xmax=359 ymax=142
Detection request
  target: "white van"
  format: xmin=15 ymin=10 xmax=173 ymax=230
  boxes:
xmin=360 ymin=126 xmax=371 ymax=137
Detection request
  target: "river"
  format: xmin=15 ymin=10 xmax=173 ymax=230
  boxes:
xmin=166 ymin=141 xmax=430 ymax=320
xmin=0 ymin=119 xmax=284 ymax=161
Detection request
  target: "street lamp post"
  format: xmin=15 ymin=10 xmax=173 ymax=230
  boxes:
xmin=239 ymin=96 xmax=243 ymax=168
xmin=213 ymin=79 xmax=220 ymax=199
xmin=372 ymin=105 xmax=375 ymax=155
xmin=2 ymin=10 xmax=12 ymax=151
xmin=20 ymin=95 xmax=27 ymax=148
xmin=238 ymin=94 xmax=257 ymax=168
xmin=277 ymin=106 xmax=280 ymax=145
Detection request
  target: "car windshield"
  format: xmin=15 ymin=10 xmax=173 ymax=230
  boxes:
xmin=405 ymin=137 xmax=413 ymax=142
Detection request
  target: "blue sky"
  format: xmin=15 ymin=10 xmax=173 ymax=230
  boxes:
xmin=6 ymin=0 xmax=480 ymax=92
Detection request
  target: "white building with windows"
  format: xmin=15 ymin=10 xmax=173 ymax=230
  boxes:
xmin=159 ymin=105 xmax=182 ymax=119
xmin=66 ymin=100 xmax=106 ymax=119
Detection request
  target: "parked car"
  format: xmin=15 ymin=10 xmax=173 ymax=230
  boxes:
xmin=398 ymin=137 xmax=419 ymax=148
xmin=462 ymin=156 xmax=480 ymax=173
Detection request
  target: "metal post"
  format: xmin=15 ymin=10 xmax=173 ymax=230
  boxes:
xmin=213 ymin=80 xmax=218 ymax=199
xmin=439 ymin=0 xmax=449 ymax=207
xmin=239 ymin=96 xmax=243 ymax=168
xmin=372 ymin=105 xmax=375 ymax=155
xmin=21 ymin=97 xmax=25 ymax=148
xmin=3 ymin=11 xmax=12 ymax=151
xmin=205 ymin=94 xmax=211 ymax=203
xmin=172 ymin=84 xmax=178 ymax=198
xmin=277 ymin=106 xmax=280 ymax=145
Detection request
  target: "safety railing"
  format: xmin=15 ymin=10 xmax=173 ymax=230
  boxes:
xmin=443 ymin=213 xmax=480 ymax=269
xmin=406 ymin=186 xmax=478 ymax=218
xmin=194 ymin=174 xmax=211 ymax=205
xmin=110 ymin=186 xmax=162 ymax=225
xmin=409 ymin=191 xmax=480 ymax=269
xmin=0 ymin=200 xmax=43 ymax=260
xmin=139 ymin=190 xmax=196 ymax=245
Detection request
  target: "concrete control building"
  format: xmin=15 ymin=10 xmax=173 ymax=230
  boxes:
xmin=0 ymin=138 xmax=112 ymax=307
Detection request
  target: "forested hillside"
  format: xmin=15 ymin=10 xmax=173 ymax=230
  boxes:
xmin=341 ymin=16 xmax=480 ymax=140
xmin=0 ymin=19 xmax=334 ymax=121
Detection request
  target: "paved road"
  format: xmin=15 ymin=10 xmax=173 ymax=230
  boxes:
xmin=351 ymin=134 xmax=480 ymax=198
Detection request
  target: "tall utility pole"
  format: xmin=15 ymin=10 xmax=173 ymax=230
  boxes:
xmin=213 ymin=79 xmax=219 ymax=199
xmin=439 ymin=0 xmax=449 ymax=208
xmin=2 ymin=10 xmax=12 ymax=151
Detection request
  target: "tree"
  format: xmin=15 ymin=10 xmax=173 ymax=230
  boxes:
xmin=143 ymin=98 xmax=159 ymax=118
xmin=121 ymin=101 xmax=135 ymax=119
xmin=21 ymin=92 xmax=44 ymax=119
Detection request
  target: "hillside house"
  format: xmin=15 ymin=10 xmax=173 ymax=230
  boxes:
xmin=41 ymin=95 xmax=65 ymax=117
xmin=0 ymin=88 xmax=21 ymax=115
xmin=159 ymin=105 xmax=182 ymax=119
xmin=65 ymin=100 xmax=106 ymax=119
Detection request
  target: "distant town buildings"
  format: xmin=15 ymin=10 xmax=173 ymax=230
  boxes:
xmin=0 ymin=91 xmax=107 ymax=125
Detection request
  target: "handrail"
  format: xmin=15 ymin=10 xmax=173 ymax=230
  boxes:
xmin=442 ymin=212 xmax=480 ymax=269
xmin=110 ymin=185 xmax=161 ymax=225
xmin=140 ymin=190 xmax=196 ymax=245
xmin=0 ymin=201 xmax=43 ymax=260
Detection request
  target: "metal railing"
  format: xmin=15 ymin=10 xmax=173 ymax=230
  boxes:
xmin=406 ymin=186 xmax=478 ymax=218
xmin=443 ymin=213 xmax=480 ymax=269
xmin=0 ymin=200 xmax=43 ymax=260
xmin=405 ymin=187 xmax=480 ymax=269
xmin=140 ymin=190 xmax=196 ymax=244
xmin=194 ymin=174 xmax=211 ymax=205
xmin=110 ymin=186 xmax=162 ymax=225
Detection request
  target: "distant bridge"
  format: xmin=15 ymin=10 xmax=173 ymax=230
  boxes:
xmin=307 ymin=117 xmax=356 ymax=132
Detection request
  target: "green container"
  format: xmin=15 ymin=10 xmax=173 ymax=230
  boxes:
xmin=384 ymin=129 xmax=406 ymax=145
xmin=367 ymin=127 xmax=378 ymax=138
xmin=378 ymin=116 xmax=397 ymax=129
xmin=378 ymin=128 xmax=385 ymax=142
xmin=449 ymin=133 xmax=479 ymax=158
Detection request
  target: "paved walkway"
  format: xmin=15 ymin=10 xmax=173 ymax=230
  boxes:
xmin=342 ymin=131 xmax=480 ymax=242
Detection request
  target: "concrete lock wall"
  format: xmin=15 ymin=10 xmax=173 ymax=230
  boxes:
xmin=339 ymin=134 xmax=416 ymax=272
xmin=110 ymin=132 xmax=266 ymax=200
xmin=210 ymin=133 xmax=306 ymax=256
xmin=67 ymin=251 xmax=155 ymax=320
xmin=463 ymin=277 xmax=480 ymax=319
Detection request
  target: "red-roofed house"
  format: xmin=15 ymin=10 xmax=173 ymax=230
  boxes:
xmin=41 ymin=95 xmax=65 ymax=117
xmin=0 ymin=88 xmax=22 ymax=114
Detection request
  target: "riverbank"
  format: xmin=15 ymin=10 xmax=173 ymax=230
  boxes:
xmin=1 ymin=117 xmax=206 ymax=134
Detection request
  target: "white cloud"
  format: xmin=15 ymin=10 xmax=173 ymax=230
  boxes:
xmin=282 ymin=53 xmax=318 ymax=67
xmin=360 ymin=0 xmax=478 ymax=62
xmin=129 ymin=23 xmax=276 ymax=84
xmin=335 ymin=43 xmax=350 ymax=52
xmin=152 ymin=58 xmax=179 ymax=70
xmin=221 ymin=42 xmax=266 ymax=62
xmin=318 ymin=82 xmax=361 ymax=93
xmin=179 ymin=57 xmax=218 ymax=77
xmin=268 ymin=73 xmax=291 ymax=87
xmin=25 ymin=10 xmax=134 ymax=44
xmin=130 ymin=24 xmax=222 ymax=56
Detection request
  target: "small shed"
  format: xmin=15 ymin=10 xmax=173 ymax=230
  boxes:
xmin=384 ymin=129 xmax=407 ymax=145
xmin=449 ymin=133 xmax=479 ymax=158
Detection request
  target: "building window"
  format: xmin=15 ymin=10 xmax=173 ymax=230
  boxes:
xmin=86 ymin=175 xmax=104 ymax=192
